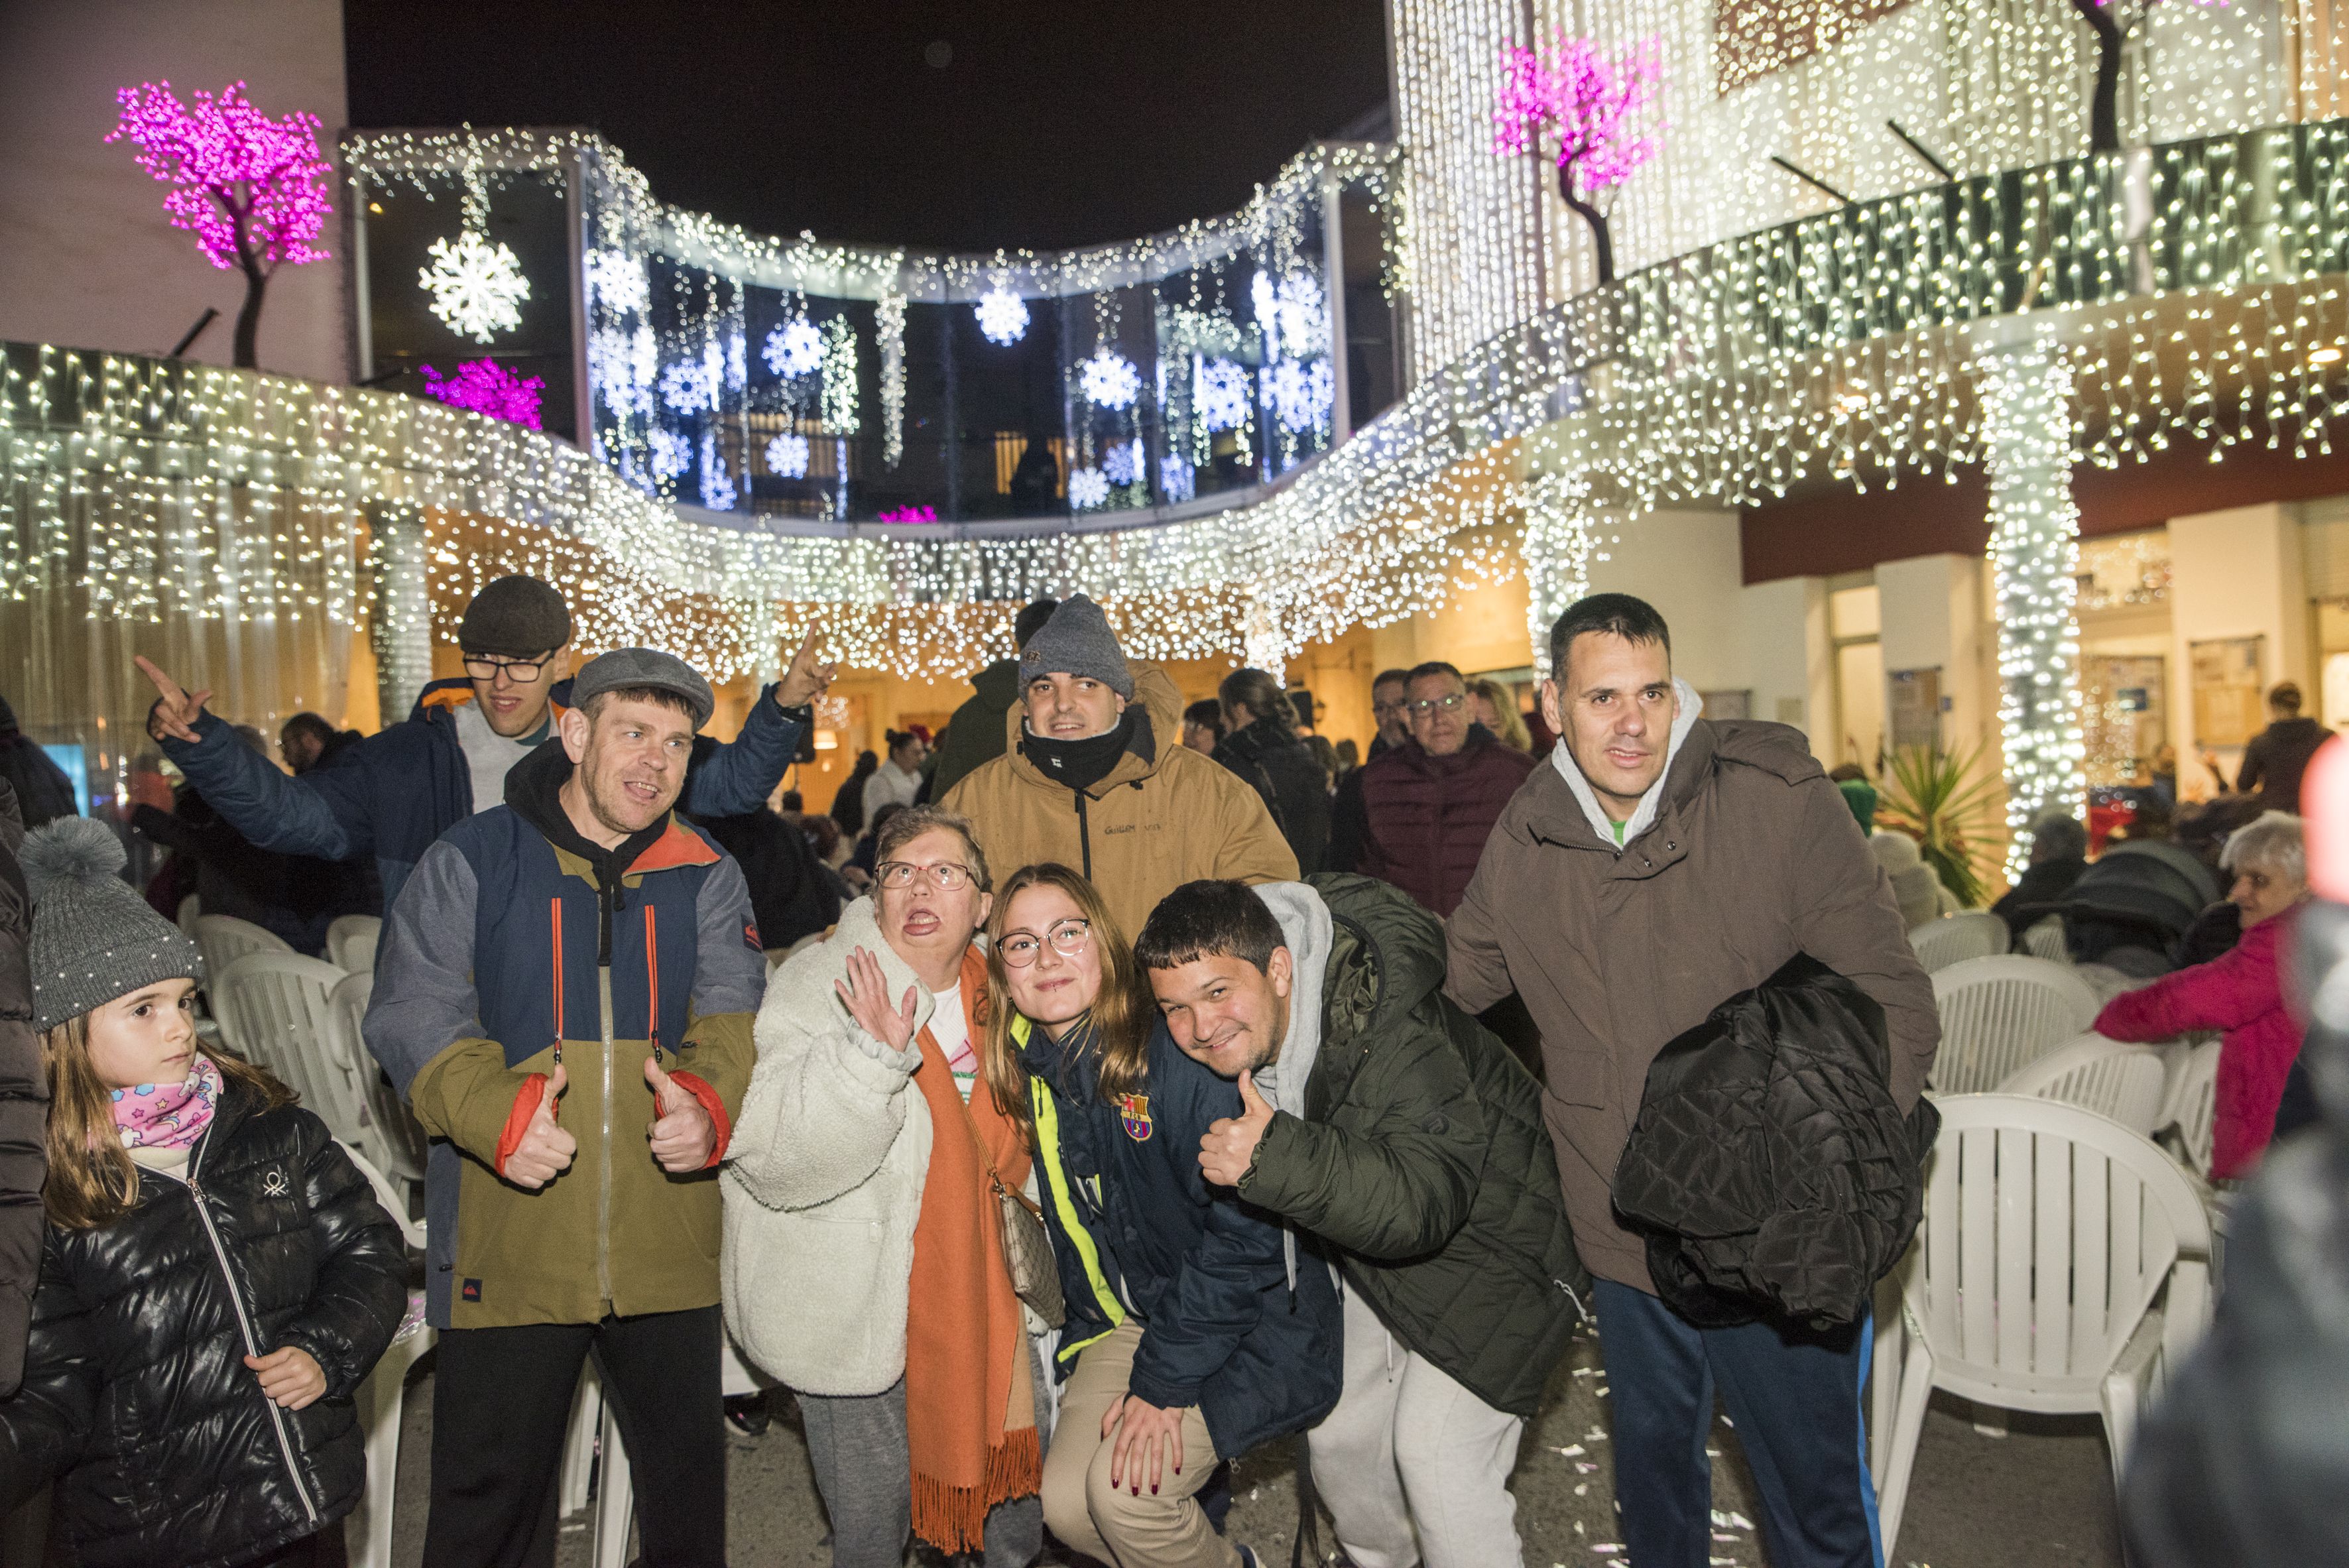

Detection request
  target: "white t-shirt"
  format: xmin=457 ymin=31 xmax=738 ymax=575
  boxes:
xmin=864 ymin=760 xmax=922 ymax=823
xmin=453 ymin=699 xmax=550 ymax=815
xmin=930 ymin=986 xmax=978 ymax=1103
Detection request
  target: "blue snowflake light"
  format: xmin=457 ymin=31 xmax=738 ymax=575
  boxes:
xmin=1159 ymin=453 xmax=1195 ymax=502
xmin=975 ymin=288 xmax=1030 ymax=346
xmin=1078 ymin=347 xmax=1142 ymax=411
xmin=699 ymin=432 xmax=735 ymax=511
xmin=763 ymin=318 xmax=823 ymax=378
xmin=1101 ymin=438 xmax=1144 ymax=487
xmin=659 ymin=359 xmax=716 ymax=414
xmin=1268 ymin=358 xmax=1335 ymax=433
xmin=649 ymin=428 xmax=692 ymax=481
xmin=1195 ymin=358 xmax=1250 ymax=432
xmin=1069 ymin=467 xmax=1111 ymax=509
xmin=764 ymin=432 xmax=811 ymax=479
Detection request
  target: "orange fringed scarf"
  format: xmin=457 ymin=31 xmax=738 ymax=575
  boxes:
xmin=904 ymin=945 xmax=1041 ymax=1553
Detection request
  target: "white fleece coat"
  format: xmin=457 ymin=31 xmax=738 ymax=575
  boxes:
xmin=720 ymin=896 xmax=949 ymax=1396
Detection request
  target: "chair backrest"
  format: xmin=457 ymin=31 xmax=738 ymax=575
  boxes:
xmin=212 ymin=953 xmax=366 ymax=1146
xmin=330 ymin=969 xmax=429 ymax=1188
xmin=1910 ymin=910 xmax=2011 ymax=973
xmin=2157 ymin=1040 xmax=2222 ymax=1177
xmin=335 ymin=1138 xmax=425 ymax=1252
xmin=2021 ymin=916 xmax=2069 ymax=964
xmin=1996 ymin=1034 xmax=2171 ymax=1136
xmin=326 ymin=914 xmax=381 ymax=976
xmin=1929 ymin=955 xmax=2103 ymax=1093
xmin=176 ymin=894 xmax=202 ymax=937
xmin=1905 ymin=1093 xmax=2212 ymax=1403
xmin=194 ymin=914 xmax=292 ymax=980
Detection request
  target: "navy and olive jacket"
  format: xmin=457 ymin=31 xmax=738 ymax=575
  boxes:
xmin=1018 ymin=1014 xmax=1341 ymax=1460
xmin=364 ymin=740 xmax=765 ymax=1330
xmin=156 ymin=676 xmax=805 ymax=915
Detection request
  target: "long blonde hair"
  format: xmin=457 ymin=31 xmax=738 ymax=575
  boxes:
xmin=40 ymin=1012 xmax=292 ymax=1230
xmin=1473 ymin=678 xmax=1533 ymax=752
xmin=983 ymin=863 xmax=1153 ymax=1150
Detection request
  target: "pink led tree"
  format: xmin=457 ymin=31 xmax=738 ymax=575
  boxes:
xmin=107 ymin=81 xmax=332 ymax=369
xmin=1491 ymin=33 xmax=1663 ymax=286
xmin=420 ymin=359 xmax=546 ymax=429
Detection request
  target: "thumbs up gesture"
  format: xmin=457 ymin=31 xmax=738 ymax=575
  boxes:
xmin=1198 ymin=1069 xmax=1276 ymax=1188
xmin=645 ymin=1055 xmax=716 ymax=1173
xmin=504 ymin=1064 xmax=577 ymax=1189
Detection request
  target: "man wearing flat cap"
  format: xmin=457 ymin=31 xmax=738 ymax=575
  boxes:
xmin=367 ymin=648 xmax=764 ymax=1567
xmin=137 ymin=573 xmax=837 ymax=914
xmin=941 ymin=593 xmax=1295 ymax=937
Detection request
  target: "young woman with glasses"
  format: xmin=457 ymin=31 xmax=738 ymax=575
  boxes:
xmin=981 ymin=864 xmax=1337 ymax=1568
xmin=722 ymin=805 xmax=1044 ymax=1568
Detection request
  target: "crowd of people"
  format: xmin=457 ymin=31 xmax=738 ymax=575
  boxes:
xmin=0 ymin=564 xmax=2332 ymax=1568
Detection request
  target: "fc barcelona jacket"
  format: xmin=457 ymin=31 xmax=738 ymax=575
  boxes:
xmin=365 ymin=740 xmax=764 ymax=1329
xmin=1016 ymin=1014 xmax=1340 ymax=1460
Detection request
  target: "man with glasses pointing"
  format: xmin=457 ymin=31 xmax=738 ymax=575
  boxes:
xmin=1349 ymin=661 xmax=1536 ymax=918
xmin=137 ymin=574 xmax=837 ymax=916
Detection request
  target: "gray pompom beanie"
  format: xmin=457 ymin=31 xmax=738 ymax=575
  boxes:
xmin=21 ymin=818 xmax=206 ymax=1034
xmin=1017 ymin=593 xmax=1134 ymax=700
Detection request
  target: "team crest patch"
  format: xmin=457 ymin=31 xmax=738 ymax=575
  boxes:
xmin=1116 ymin=1093 xmax=1154 ymax=1142
xmin=743 ymin=921 xmax=763 ymax=952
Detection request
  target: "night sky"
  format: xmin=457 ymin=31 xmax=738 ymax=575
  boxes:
xmin=343 ymin=1 xmax=1393 ymax=255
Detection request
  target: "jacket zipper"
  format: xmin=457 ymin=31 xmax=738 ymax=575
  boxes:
xmin=645 ymin=904 xmax=662 ymax=1065
xmin=174 ymin=1137 xmax=322 ymax=1526
xmin=597 ymin=877 xmax=617 ymax=1309
xmin=1073 ymin=790 xmax=1093 ymax=881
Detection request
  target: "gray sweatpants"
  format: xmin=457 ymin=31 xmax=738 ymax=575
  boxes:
xmin=796 ymin=1378 xmax=1044 ymax=1568
xmin=1303 ymin=1287 xmax=1529 ymax=1568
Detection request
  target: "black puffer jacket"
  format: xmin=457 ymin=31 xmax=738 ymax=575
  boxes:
xmin=1215 ymin=718 xmax=1331 ymax=876
xmin=0 ymin=1079 xmax=408 ymax=1568
xmin=1242 ymin=875 xmax=1587 ymax=1416
xmin=0 ymin=780 xmax=38 ymax=1398
xmin=1612 ymin=954 xmax=1939 ymax=1329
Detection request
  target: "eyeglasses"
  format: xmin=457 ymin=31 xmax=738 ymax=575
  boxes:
xmin=997 ymin=919 xmax=1091 ymax=967
xmin=1372 ymin=699 xmax=1409 ymax=718
xmin=1409 ymin=693 xmax=1467 ymax=716
xmin=876 ymin=861 xmax=979 ymax=892
xmin=463 ymin=652 xmax=556 ymax=684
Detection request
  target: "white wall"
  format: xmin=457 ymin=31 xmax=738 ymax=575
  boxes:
xmin=0 ymin=0 xmax=348 ymax=382
xmin=1586 ymin=508 xmax=1745 ymax=690
xmin=1877 ymin=553 xmax=1994 ymax=757
xmin=2167 ymin=502 xmax=2314 ymax=782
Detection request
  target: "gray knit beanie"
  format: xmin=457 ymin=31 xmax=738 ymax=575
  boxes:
xmin=21 ymin=818 xmax=205 ymax=1034
xmin=1018 ymin=594 xmax=1134 ymax=699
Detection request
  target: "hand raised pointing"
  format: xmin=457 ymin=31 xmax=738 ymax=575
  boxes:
xmin=504 ymin=1063 xmax=575 ymax=1189
xmin=1198 ymin=1069 xmax=1275 ymax=1187
xmin=776 ymin=628 xmax=839 ymax=709
xmin=645 ymin=1055 xmax=716 ymax=1172
xmin=135 ymin=655 xmax=212 ymax=745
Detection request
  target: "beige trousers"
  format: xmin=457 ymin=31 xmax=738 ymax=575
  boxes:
xmin=1039 ymin=1319 xmax=1240 ymax=1568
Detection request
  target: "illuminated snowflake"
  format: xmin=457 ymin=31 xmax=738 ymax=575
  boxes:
xmin=975 ymin=288 xmax=1030 ymax=345
xmin=583 ymin=249 xmax=648 ymax=316
xmin=649 ymin=428 xmax=692 ymax=481
xmin=587 ymin=326 xmax=654 ymax=416
xmin=659 ymin=358 xmax=717 ymax=414
xmin=1069 ymin=467 xmax=1111 ymax=509
xmin=1078 ymin=347 xmax=1141 ymax=410
xmin=725 ymin=330 xmax=746 ymax=391
xmin=1252 ymin=270 xmax=1327 ymax=359
xmin=1159 ymin=453 xmax=1195 ymax=502
xmin=420 ymin=229 xmax=530 ymax=343
xmin=1196 ymin=359 xmax=1249 ymax=432
xmin=699 ymin=432 xmax=735 ymax=511
xmin=821 ymin=317 xmax=861 ymax=434
xmin=1101 ymin=438 xmax=1144 ymax=487
xmin=763 ymin=318 xmax=822 ymax=377
xmin=1268 ymin=358 xmax=1335 ymax=433
xmin=764 ymin=431 xmax=811 ymax=478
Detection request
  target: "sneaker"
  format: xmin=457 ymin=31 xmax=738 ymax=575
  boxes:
xmin=1236 ymin=1549 xmax=1261 ymax=1568
xmin=722 ymin=1391 xmax=771 ymax=1436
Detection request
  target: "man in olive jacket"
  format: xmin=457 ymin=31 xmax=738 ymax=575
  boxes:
xmin=1140 ymin=874 xmax=1585 ymax=1568
xmin=1448 ymin=594 xmax=1937 ymax=1568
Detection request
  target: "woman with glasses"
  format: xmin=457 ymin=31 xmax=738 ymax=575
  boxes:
xmin=723 ymin=805 xmax=1043 ymax=1568
xmin=982 ymin=863 xmax=1340 ymax=1568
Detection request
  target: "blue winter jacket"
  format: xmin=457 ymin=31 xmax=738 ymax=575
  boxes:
xmin=154 ymin=676 xmax=804 ymax=914
xmin=1018 ymin=1014 xmax=1342 ymax=1461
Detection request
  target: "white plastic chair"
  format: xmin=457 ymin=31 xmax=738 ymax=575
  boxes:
xmin=572 ymin=1338 xmax=763 ymax=1565
xmin=326 ymin=971 xmax=429 ymax=1199
xmin=2157 ymin=1040 xmax=2222 ymax=1179
xmin=339 ymin=1140 xmax=432 ymax=1568
xmin=1909 ymin=910 xmax=2010 ymax=973
xmin=211 ymin=953 xmax=368 ymax=1148
xmin=2021 ymin=916 xmax=2069 ymax=964
xmin=326 ymin=914 xmax=381 ymax=975
xmin=194 ymin=913 xmax=292 ymax=982
xmin=1928 ymin=955 xmax=2102 ymax=1095
xmin=1874 ymin=1094 xmax=2213 ymax=1555
xmin=1997 ymin=1034 xmax=2171 ymax=1137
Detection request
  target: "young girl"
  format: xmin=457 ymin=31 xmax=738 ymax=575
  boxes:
xmin=0 ymin=818 xmax=407 ymax=1568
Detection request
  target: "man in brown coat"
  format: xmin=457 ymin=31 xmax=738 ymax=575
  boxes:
xmin=1447 ymin=593 xmax=1936 ymax=1568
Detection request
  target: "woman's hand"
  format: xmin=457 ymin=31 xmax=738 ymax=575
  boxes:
xmin=245 ymin=1346 xmax=326 ymax=1410
xmin=1103 ymin=1393 xmax=1186 ymax=1494
xmin=835 ymin=946 xmax=918 ymax=1055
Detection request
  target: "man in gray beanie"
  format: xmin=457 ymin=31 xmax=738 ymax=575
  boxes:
xmin=134 ymin=573 xmax=839 ymax=915
xmin=940 ymin=593 xmax=1295 ymax=937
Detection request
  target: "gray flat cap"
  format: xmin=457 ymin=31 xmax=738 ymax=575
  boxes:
xmin=568 ymin=648 xmax=715 ymax=729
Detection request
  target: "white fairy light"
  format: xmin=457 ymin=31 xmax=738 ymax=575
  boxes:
xmin=975 ymin=288 xmax=1031 ymax=345
xmin=819 ymin=316 xmax=860 ymax=434
xmin=420 ymin=229 xmax=531 ymax=342
xmin=1268 ymin=359 xmax=1335 ymax=433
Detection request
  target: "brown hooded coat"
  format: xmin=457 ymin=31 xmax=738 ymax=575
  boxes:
xmin=939 ymin=663 xmax=1297 ymax=937
xmin=1445 ymin=718 xmax=1939 ymax=1294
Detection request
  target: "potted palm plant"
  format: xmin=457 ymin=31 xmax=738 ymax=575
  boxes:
xmin=1874 ymin=744 xmax=2006 ymax=909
